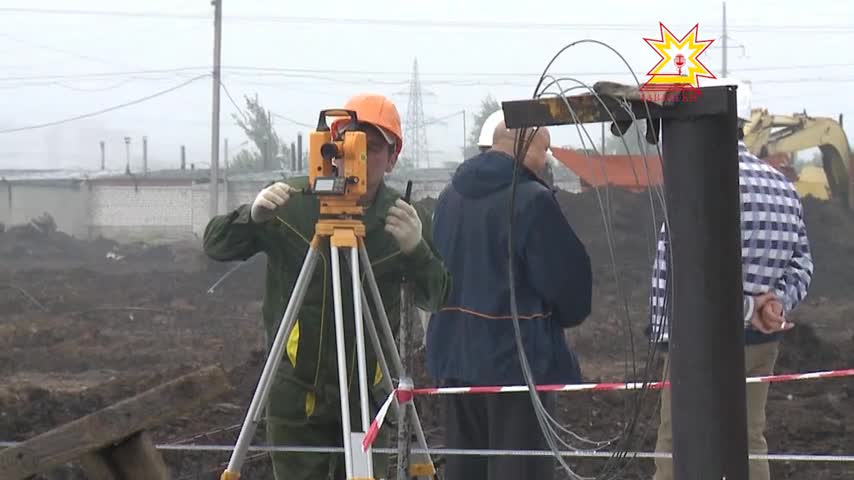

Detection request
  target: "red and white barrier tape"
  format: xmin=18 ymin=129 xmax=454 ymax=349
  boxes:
xmin=413 ymin=367 xmax=854 ymax=396
xmin=362 ymin=368 xmax=854 ymax=451
xmin=362 ymin=377 xmax=414 ymax=452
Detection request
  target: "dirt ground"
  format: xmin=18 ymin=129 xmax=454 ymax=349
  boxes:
xmin=1 ymin=188 xmax=852 ymax=479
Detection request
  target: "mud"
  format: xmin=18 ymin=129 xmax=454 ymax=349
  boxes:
xmin=2 ymin=189 xmax=853 ymax=479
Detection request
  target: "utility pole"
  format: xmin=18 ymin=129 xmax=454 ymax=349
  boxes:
xmin=142 ymin=136 xmax=148 ymax=175
xmin=124 ymin=137 xmax=131 ymax=175
xmin=99 ymin=141 xmax=105 ymax=170
xmin=291 ymin=141 xmax=297 ymax=171
xmin=297 ymin=133 xmax=303 ymax=172
xmin=462 ymin=109 xmax=466 ymax=158
xmin=181 ymin=145 xmax=187 ymax=170
xmin=601 ymin=122 xmax=606 ymax=154
xmin=403 ymin=57 xmax=429 ymax=169
xmin=209 ymin=0 xmax=223 ymax=218
xmin=224 ymin=138 xmax=229 ymax=174
xmin=722 ymin=1 xmax=728 ymax=77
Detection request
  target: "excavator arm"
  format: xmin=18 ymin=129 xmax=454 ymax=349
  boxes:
xmin=743 ymin=109 xmax=853 ymax=209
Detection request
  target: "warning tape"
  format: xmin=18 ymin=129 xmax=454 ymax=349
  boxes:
xmin=412 ymin=368 xmax=854 ymax=396
xmin=363 ymin=368 xmax=854 ymax=451
xmin=361 ymin=377 xmax=413 ymax=452
xmin=3 ymin=369 xmax=851 ymax=462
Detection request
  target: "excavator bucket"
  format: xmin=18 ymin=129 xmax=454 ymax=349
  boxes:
xmin=550 ymin=147 xmax=663 ymax=192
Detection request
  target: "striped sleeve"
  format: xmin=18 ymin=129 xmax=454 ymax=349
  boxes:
xmin=648 ymin=223 xmax=670 ymax=343
xmin=773 ymin=211 xmax=814 ymax=314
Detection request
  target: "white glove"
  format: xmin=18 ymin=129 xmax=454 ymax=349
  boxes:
xmin=250 ymin=182 xmax=293 ymax=222
xmin=385 ymin=199 xmax=422 ymax=254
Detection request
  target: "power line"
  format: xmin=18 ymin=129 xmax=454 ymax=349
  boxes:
xmin=0 ymin=67 xmax=209 ymax=82
xmin=218 ymin=80 xmax=249 ymax=124
xmin=424 ymin=110 xmax=465 ymax=126
xmin=4 ymin=70 xmax=854 ymax=97
xmin=222 ymin=63 xmax=854 ymax=77
xmin=3 ymin=63 xmax=853 ymax=84
xmin=755 ymin=76 xmax=854 ymax=84
xmin=0 ymin=32 xmax=126 ymax=68
xmin=0 ymin=74 xmax=209 ymax=134
xmin=3 ymin=8 xmax=854 ymax=33
xmin=0 ymin=7 xmax=209 ymax=20
xmin=220 ymin=73 xmax=854 ymax=89
xmin=0 ymin=78 xmax=149 ymax=92
xmin=271 ymin=113 xmax=314 ymax=129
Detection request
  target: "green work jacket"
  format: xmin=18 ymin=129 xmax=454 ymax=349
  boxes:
xmin=203 ymin=176 xmax=450 ymax=420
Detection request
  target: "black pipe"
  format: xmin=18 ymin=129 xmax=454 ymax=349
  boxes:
xmin=291 ymin=141 xmax=297 ymax=171
xmin=297 ymin=133 xmax=303 ymax=172
xmin=661 ymin=85 xmax=748 ymax=479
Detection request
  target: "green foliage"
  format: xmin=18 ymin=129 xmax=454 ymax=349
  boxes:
xmin=230 ymin=94 xmax=290 ymax=171
xmin=229 ymin=150 xmax=260 ymax=171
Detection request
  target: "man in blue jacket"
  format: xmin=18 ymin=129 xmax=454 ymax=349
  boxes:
xmin=427 ymin=117 xmax=593 ymax=480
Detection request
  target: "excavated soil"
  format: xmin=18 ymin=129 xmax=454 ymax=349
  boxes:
xmin=2 ymin=189 xmax=853 ymax=479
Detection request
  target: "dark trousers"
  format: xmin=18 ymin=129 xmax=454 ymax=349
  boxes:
xmin=442 ymin=388 xmax=556 ymax=480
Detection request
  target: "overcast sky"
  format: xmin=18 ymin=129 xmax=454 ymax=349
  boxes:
xmin=1 ymin=0 xmax=853 ymax=171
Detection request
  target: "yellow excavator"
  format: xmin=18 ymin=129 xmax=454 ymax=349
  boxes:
xmin=742 ymin=109 xmax=853 ymax=210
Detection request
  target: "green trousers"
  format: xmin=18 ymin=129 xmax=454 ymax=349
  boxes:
xmin=265 ymin=366 xmax=393 ymax=480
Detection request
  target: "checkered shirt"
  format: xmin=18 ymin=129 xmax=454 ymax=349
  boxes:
xmin=649 ymin=141 xmax=814 ymax=343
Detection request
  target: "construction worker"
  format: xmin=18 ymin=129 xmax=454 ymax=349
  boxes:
xmin=427 ymin=116 xmax=593 ymax=480
xmin=203 ymin=93 xmax=450 ymax=480
xmin=479 ymin=108 xmax=557 ymax=187
xmin=648 ymin=78 xmax=814 ymax=480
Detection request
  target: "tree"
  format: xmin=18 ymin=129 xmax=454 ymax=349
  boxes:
xmin=463 ymin=94 xmax=500 ymax=159
xmin=230 ymin=94 xmax=290 ymax=171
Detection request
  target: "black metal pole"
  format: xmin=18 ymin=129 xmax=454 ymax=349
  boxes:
xmin=660 ymin=86 xmax=748 ymax=480
xmin=291 ymin=141 xmax=297 ymax=171
xmin=297 ymin=133 xmax=303 ymax=172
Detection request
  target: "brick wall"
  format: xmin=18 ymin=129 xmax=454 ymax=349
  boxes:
xmin=0 ymin=181 xmax=89 ymax=237
xmin=0 ymin=167 xmax=580 ymax=243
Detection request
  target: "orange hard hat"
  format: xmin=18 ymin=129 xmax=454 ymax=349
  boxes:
xmin=331 ymin=93 xmax=403 ymax=154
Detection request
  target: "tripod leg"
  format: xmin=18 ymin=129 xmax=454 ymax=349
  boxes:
xmin=397 ymin=282 xmax=413 ymax=480
xmin=352 ymin=270 xmax=410 ymax=479
xmin=221 ymin=245 xmax=320 ymax=480
xmin=351 ymin=246 xmax=373 ymax=433
xmin=330 ymin=244 xmax=356 ymax=479
xmin=348 ymin=250 xmax=410 ymax=479
xmin=358 ymin=243 xmax=436 ymax=479
xmin=349 ymin=255 xmax=402 ymax=479
xmin=349 ymin=245 xmax=375 ymax=478
xmin=359 ymin=288 xmax=393 ymax=402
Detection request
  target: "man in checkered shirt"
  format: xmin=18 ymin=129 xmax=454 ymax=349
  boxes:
xmin=648 ymin=79 xmax=814 ymax=480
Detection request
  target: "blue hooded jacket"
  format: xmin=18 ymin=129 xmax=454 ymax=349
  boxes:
xmin=426 ymin=150 xmax=593 ymax=387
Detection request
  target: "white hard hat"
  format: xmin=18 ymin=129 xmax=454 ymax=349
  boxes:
xmin=478 ymin=109 xmax=505 ymax=148
xmin=699 ymin=77 xmax=752 ymax=121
